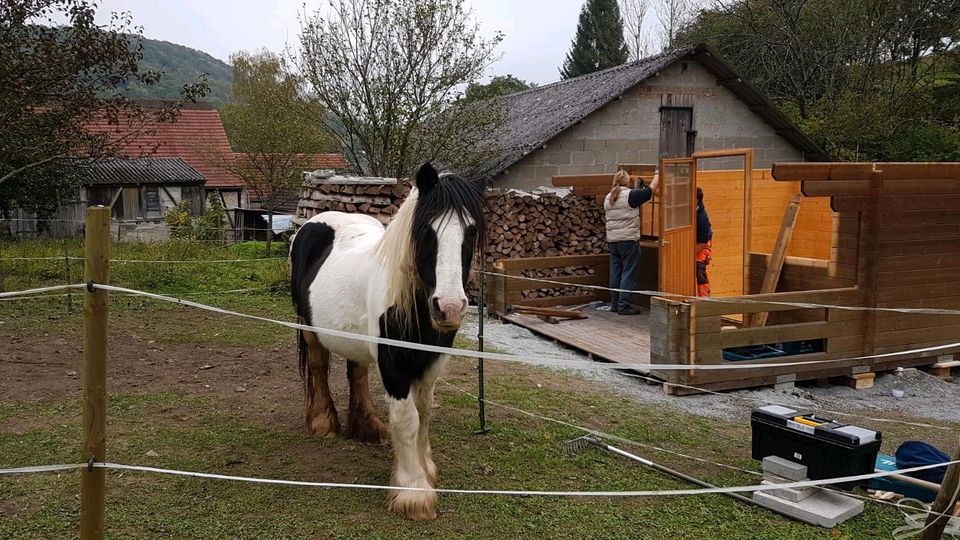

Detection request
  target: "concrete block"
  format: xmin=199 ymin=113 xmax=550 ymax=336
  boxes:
xmin=753 ymin=489 xmax=864 ymax=528
xmin=583 ymin=139 xmax=607 ymax=152
xmin=537 ymin=152 xmax=571 ymax=166
xmin=570 ymin=151 xmax=595 ymax=166
xmin=762 ymin=456 xmax=808 ymax=481
xmin=759 ymin=480 xmax=816 ymax=502
xmin=774 ymin=382 xmax=796 ymax=392
xmin=595 ymin=125 xmax=620 ymax=139
xmin=594 ymin=151 xmax=618 ymax=165
xmin=556 ymin=139 xmax=585 ymax=152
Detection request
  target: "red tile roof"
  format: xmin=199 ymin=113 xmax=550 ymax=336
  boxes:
xmin=84 ymin=102 xmax=231 ymax=189
xmin=86 ymin=102 xmax=349 ymax=190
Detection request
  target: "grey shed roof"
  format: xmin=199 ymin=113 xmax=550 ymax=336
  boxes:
xmin=84 ymin=157 xmax=205 ymax=186
xmin=472 ymin=44 xmax=828 ymax=178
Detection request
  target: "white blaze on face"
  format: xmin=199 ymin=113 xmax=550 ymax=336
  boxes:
xmin=431 ymin=211 xmax=471 ymax=327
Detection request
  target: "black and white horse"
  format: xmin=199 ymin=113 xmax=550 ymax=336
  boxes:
xmin=290 ymin=163 xmax=485 ymax=520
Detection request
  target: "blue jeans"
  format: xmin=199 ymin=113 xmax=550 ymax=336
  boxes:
xmin=608 ymin=241 xmax=640 ymax=311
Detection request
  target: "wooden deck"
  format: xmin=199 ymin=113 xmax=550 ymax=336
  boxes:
xmin=502 ymin=307 xmax=652 ymax=373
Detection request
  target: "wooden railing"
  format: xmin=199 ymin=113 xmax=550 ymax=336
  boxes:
xmin=650 ymin=287 xmax=869 ymax=391
xmin=487 ymin=254 xmax=609 ymax=314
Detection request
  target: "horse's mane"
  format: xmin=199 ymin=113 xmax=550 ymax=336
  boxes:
xmin=377 ymin=173 xmax=486 ymax=333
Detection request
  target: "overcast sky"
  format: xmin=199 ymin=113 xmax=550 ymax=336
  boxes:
xmin=68 ymin=0 xmax=664 ymax=85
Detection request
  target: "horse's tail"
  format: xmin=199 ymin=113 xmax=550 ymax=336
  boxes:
xmin=298 ymin=328 xmax=313 ymax=397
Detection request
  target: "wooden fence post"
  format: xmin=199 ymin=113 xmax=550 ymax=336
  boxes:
xmin=922 ymin=444 xmax=960 ymax=539
xmin=81 ymin=206 xmax=110 ymax=540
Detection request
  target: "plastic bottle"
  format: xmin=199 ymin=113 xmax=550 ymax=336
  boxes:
xmin=891 ymin=367 xmax=906 ymax=399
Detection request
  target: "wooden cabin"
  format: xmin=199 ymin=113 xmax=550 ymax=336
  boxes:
xmin=487 ymin=155 xmax=960 ymax=393
xmin=650 ymin=161 xmax=960 ymax=393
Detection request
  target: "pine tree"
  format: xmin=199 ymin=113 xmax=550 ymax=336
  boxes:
xmin=560 ymin=0 xmax=630 ymax=79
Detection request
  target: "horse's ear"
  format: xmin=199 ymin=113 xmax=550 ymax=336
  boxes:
xmin=415 ymin=162 xmax=439 ymax=194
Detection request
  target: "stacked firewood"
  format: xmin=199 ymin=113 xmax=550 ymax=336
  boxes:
xmin=516 ymin=266 xmax=597 ymax=301
xmin=297 ymin=170 xmax=411 ymax=224
xmin=480 ymin=189 xmax=607 ymax=302
xmin=482 ymin=189 xmax=606 ymax=263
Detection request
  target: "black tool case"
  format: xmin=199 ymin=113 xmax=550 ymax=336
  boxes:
xmin=751 ymin=405 xmax=882 ymax=488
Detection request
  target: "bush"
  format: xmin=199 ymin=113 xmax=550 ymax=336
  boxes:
xmin=165 ymin=200 xmax=194 ymax=239
xmin=165 ymin=195 xmax=226 ymax=242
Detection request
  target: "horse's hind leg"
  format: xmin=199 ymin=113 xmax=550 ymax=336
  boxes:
xmin=345 ymin=361 xmax=388 ymax=444
xmin=301 ymin=329 xmax=339 ymax=437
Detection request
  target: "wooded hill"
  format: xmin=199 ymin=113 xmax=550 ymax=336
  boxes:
xmin=123 ymin=36 xmax=234 ymax=106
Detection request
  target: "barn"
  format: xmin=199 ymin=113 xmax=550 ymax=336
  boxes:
xmin=473 ymin=44 xmax=828 ymax=191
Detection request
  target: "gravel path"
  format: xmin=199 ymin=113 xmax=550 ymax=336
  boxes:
xmin=461 ymin=311 xmax=960 ymax=425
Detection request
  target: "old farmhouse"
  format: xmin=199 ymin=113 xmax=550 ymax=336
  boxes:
xmin=474 ymin=44 xmax=828 ymax=191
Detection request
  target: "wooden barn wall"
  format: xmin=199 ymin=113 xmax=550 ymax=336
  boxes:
xmin=696 ymin=169 xmax=834 ymax=298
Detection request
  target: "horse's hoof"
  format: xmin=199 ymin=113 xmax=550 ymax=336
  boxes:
xmin=306 ymin=410 xmax=340 ymax=438
xmin=387 ymin=487 xmax=437 ymax=521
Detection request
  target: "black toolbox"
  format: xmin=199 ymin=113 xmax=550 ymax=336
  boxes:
xmin=751 ymin=405 xmax=882 ymax=489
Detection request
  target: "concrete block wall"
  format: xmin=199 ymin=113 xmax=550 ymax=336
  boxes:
xmin=497 ymin=60 xmax=804 ymax=191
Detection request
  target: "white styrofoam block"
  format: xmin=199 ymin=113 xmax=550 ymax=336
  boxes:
xmin=760 ymin=480 xmax=816 ymax=502
xmin=753 ymin=489 xmax=864 ymax=528
xmin=763 ymin=455 xmax=808 ymax=481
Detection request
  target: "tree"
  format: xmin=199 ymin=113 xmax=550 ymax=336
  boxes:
xmin=620 ymin=0 xmax=652 ymax=61
xmin=463 ymin=75 xmax=534 ymax=102
xmin=295 ymin=0 xmax=504 ymax=180
xmin=561 ymin=0 xmax=630 ymax=78
xmin=656 ymin=0 xmax=693 ymax=50
xmin=212 ymin=50 xmax=336 ymax=255
xmin=0 ymin=0 xmax=208 ymax=220
xmin=678 ymin=0 xmax=960 ymax=161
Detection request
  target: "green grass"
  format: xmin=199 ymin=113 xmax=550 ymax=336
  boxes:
xmin=0 ymin=239 xmax=923 ymax=537
xmin=0 ymin=238 xmax=292 ymax=346
xmin=0 ymin=370 xmax=907 ymax=539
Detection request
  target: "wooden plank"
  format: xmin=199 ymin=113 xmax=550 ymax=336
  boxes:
xmin=876 ymin=162 xmax=960 ymax=179
xmin=773 ymin=162 xmax=875 ymax=182
xmin=510 ymin=305 xmax=588 ymax=319
xmin=752 ymin=193 xmax=803 ymax=327
xmin=692 ymin=147 xmax=755 ymax=159
xmin=692 ymin=287 xmax=863 ymax=316
xmin=711 ymin=320 xmax=862 ymax=349
xmin=513 ymin=294 xmax=600 ymax=308
xmin=801 ymin=181 xmax=873 ymax=197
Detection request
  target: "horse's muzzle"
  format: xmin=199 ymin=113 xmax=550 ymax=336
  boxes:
xmin=431 ymin=296 xmax=467 ymax=329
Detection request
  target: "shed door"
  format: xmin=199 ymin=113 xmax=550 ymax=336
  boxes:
xmin=659 ymin=107 xmax=693 ymax=158
xmin=658 ymin=158 xmax=697 ymax=297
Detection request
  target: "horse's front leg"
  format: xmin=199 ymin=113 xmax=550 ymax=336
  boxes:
xmin=385 ymin=388 xmax=437 ymax=521
xmin=413 ymin=358 xmax=446 ymax=487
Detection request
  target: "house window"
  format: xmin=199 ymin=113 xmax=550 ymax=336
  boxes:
xmin=145 ymin=187 xmax=161 ymax=214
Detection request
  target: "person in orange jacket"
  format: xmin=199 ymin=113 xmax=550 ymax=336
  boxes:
xmin=696 ymin=187 xmax=712 ymax=297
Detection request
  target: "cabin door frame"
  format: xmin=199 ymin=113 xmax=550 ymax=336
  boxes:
xmin=657 ymin=148 xmax=754 ymax=298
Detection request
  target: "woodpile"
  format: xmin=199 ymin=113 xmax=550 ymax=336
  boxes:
xmin=481 ymin=189 xmax=606 ymax=301
xmin=296 ymin=170 xmax=410 ymax=225
xmin=482 ymin=189 xmax=606 ymax=262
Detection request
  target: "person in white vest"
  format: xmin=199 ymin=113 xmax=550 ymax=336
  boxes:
xmin=603 ymin=169 xmax=659 ymax=315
